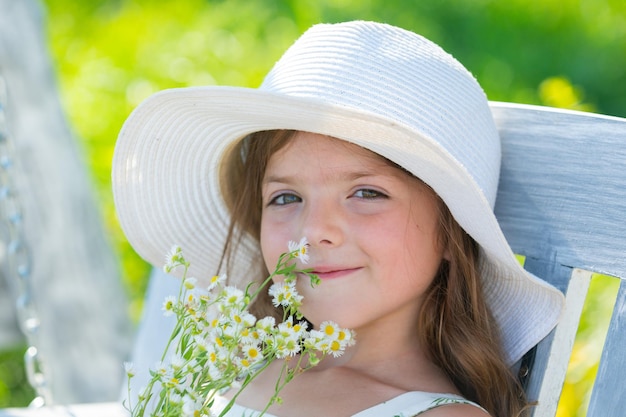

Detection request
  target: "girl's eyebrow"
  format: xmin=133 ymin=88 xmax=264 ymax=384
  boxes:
xmin=263 ymin=169 xmax=394 ymax=185
xmin=262 ymin=174 xmax=292 ymax=185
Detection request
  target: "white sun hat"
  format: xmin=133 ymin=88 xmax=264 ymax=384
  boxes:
xmin=112 ymin=20 xmax=564 ymax=365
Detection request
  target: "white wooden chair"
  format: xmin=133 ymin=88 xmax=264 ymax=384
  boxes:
xmin=1 ymin=102 xmax=624 ymax=416
xmin=489 ymin=102 xmax=626 ymax=417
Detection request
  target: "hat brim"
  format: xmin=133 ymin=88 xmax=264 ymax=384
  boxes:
xmin=112 ymin=86 xmax=564 ymax=364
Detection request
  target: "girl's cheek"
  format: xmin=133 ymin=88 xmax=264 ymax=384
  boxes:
xmin=260 ymin=222 xmax=283 ymax=276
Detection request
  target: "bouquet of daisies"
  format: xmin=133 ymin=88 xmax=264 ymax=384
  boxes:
xmin=123 ymin=238 xmax=355 ymax=417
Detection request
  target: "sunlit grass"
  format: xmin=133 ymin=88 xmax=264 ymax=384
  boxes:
xmin=0 ymin=345 xmax=36 ymax=407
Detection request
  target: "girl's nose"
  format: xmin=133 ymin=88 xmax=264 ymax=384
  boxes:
xmin=300 ymin=200 xmax=344 ymax=248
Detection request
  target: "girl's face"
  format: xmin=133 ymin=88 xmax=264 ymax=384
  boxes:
xmin=260 ymin=132 xmax=445 ymax=331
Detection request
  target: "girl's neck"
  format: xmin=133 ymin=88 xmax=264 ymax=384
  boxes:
xmin=223 ymin=318 xmax=459 ymax=417
xmin=314 ymin=310 xmax=427 ymax=374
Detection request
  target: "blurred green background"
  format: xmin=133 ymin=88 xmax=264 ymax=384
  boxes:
xmin=1 ymin=0 xmax=624 ymax=415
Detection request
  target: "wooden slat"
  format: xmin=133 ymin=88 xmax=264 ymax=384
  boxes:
xmin=490 ymin=103 xmax=626 ymax=280
xmin=586 ymin=279 xmax=626 ymax=416
xmin=522 ymin=266 xmax=592 ymax=417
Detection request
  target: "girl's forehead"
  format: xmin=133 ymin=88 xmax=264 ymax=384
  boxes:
xmin=265 ymin=131 xmax=422 ymax=186
xmin=276 ymin=131 xmax=390 ymax=166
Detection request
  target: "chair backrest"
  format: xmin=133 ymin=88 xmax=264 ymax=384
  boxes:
xmin=490 ymin=102 xmax=626 ymax=417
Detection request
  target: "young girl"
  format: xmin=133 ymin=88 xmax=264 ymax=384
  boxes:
xmin=112 ymin=21 xmax=564 ymax=417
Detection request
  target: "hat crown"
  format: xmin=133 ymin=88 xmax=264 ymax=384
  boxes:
xmin=261 ymin=21 xmax=500 ymax=206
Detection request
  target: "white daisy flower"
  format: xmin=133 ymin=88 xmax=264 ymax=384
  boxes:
xmin=168 ymin=392 xmax=183 ymax=404
xmin=242 ymin=344 xmax=264 ymax=363
xmin=153 ymin=361 xmax=168 ymax=376
xmin=183 ymin=277 xmax=197 ymax=290
xmin=181 ymin=396 xmax=203 ymax=417
xmin=208 ymin=363 xmax=223 ymax=381
xmin=254 ymin=316 xmax=276 ymax=342
xmin=276 ymin=316 xmax=307 ymax=338
xmin=273 ymin=334 xmax=302 ymax=358
xmin=123 ymin=361 xmax=135 ymax=378
xmin=288 ymin=237 xmax=310 ymax=264
xmin=169 ymin=354 xmax=185 ymax=371
xmin=184 ymin=291 xmax=201 ymax=318
xmin=268 ymin=281 xmax=303 ymax=308
xmin=305 ymin=322 xmax=355 ymax=358
xmin=239 ymin=327 xmax=262 ymax=345
xmin=220 ymin=286 xmax=245 ymax=309
xmin=320 ymin=321 xmax=341 ymax=339
xmin=161 ymin=295 xmax=177 ymax=317
xmin=207 ymin=274 xmax=226 ymax=291
xmin=256 ymin=316 xmax=276 ymax=332
xmin=163 ymin=244 xmax=183 ymax=273
xmin=235 ymin=357 xmax=253 ymax=375
xmin=336 ymin=328 xmax=356 ymax=346
xmin=136 ymin=385 xmax=148 ymax=401
xmin=193 ymin=335 xmax=210 ymax=351
xmin=184 ymin=358 xmax=202 ymax=375
xmin=222 ymin=323 xmax=240 ymax=340
xmin=304 ymin=332 xmax=332 ymax=354
xmin=229 ymin=310 xmax=257 ymax=328
xmin=328 ymin=340 xmax=347 ymax=358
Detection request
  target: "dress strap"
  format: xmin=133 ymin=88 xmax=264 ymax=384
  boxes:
xmin=212 ymin=391 xmax=487 ymax=416
xmin=352 ymin=391 xmax=488 ymax=416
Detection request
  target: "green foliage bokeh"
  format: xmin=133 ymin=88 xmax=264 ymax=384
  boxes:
xmin=40 ymin=0 xmax=626 ymax=310
xmin=3 ymin=0 xmax=625 ymax=413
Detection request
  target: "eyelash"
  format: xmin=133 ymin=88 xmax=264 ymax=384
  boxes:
xmin=267 ymin=193 xmax=301 ymax=206
xmin=353 ymin=188 xmax=388 ymax=199
xmin=267 ymin=188 xmax=387 ymax=206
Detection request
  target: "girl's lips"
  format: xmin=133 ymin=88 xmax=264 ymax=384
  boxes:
xmin=311 ymin=267 xmax=361 ymax=280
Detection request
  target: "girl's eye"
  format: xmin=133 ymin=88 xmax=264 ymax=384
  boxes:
xmin=268 ymin=193 xmax=301 ymax=206
xmin=353 ymin=189 xmax=387 ymax=199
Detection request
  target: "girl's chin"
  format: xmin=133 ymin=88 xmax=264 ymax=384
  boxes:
xmin=299 ymin=309 xmax=354 ymax=329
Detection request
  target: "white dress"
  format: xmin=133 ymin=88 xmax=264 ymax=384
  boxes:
xmin=212 ymin=391 xmax=487 ymax=416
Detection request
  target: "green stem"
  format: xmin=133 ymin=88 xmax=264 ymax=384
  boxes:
xmin=246 ymin=253 xmax=290 ymax=301
xmin=217 ymin=359 xmax=274 ymax=417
